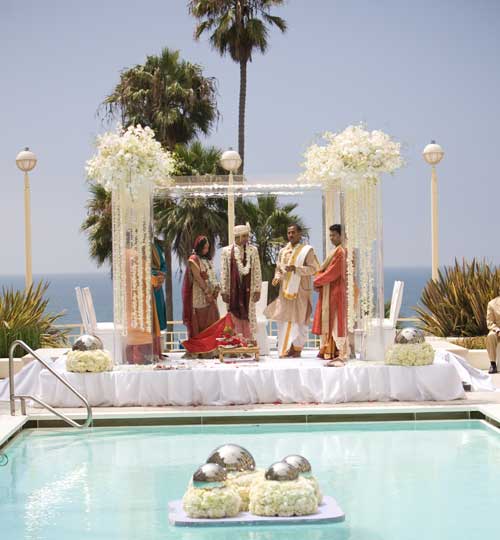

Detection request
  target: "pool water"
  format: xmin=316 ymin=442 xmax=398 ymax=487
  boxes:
xmin=1 ymin=421 xmax=499 ymax=540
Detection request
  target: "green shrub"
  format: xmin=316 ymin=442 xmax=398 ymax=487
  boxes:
xmin=416 ymin=259 xmax=500 ymax=338
xmin=0 ymin=282 xmax=68 ymax=358
xmin=450 ymin=336 xmax=487 ymax=350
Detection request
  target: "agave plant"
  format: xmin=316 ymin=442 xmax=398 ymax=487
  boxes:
xmin=0 ymin=282 xmax=68 ymax=358
xmin=416 ymin=259 xmax=500 ymax=337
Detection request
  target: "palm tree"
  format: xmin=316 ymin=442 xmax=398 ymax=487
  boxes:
xmin=189 ymin=0 xmax=287 ymax=171
xmin=173 ymin=140 xmax=225 ymax=175
xmin=102 ymin=48 xmax=219 ymax=149
xmin=96 ymin=47 xmax=219 ymax=326
xmin=235 ymin=195 xmax=305 ymax=301
xmin=81 ymin=183 xmax=112 ymax=266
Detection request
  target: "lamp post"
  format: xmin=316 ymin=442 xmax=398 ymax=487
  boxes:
xmin=16 ymin=147 xmax=37 ymax=289
xmin=422 ymin=141 xmax=444 ymax=281
xmin=220 ymin=149 xmax=242 ymax=245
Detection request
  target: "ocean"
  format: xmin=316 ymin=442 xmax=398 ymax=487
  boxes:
xmin=0 ymin=268 xmax=429 ymax=325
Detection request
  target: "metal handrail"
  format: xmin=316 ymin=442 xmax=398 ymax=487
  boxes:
xmin=9 ymin=340 xmax=93 ymax=429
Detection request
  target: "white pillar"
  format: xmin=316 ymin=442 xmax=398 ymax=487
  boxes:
xmin=228 ymin=170 xmax=235 ymax=245
xmin=431 ymin=165 xmax=439 ymax=281
xmin=24 ymin=171 xmax=32 ymax=289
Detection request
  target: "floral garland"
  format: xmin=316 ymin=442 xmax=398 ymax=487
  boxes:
xmin=86 ymin=125 xmax=175 ymax=342
xmin=233 ymin=245 xmax=252 ymax=276
xmin=300 ymin=125 xmax=403 ymax=331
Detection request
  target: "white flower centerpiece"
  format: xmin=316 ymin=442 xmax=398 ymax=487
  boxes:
xmin=385 ymin=327 xmax=434 ymax=366
xmin=66 ymin=349 xmax=113 ymax=373
xmin=249 ymin=462 xmax=318 ymax=517
xmin=183 ymin=463 xmax=241 ymax=519
xmin=86 ymin=125 xmax=175 ymax=352
xmin=283 ymin=455 xmax=322 ymax=505
xmin=206 ymin=444 xmax=260 ymax=512
xmin=300 ymin=125 xmax=403 ymax=331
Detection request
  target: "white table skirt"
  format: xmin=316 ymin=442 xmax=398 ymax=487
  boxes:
xmin=1 ymin=353 xmax=466 ymax=407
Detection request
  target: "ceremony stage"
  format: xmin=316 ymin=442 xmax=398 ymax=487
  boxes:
xmin=1 ymin=350 xmax=482 ymax=408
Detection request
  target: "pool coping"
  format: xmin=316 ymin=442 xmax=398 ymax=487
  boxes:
xmin=1 ymin=401 xmax=499 ymax=448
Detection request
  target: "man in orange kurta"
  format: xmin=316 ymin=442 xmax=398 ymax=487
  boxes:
xmin=312 ymin=224 xmax=348 ymax=363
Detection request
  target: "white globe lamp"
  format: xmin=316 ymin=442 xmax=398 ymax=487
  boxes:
xmin=220 ymin=149 xmax=242 ymax=244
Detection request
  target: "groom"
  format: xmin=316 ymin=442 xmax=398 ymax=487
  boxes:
xmin=265 ymin=224 xmax=319 ymax=357
xmin=220 ymin=223 xmax=262 ymax=341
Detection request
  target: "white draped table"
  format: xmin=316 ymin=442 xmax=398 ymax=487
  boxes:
xmin=0 ymin=352 xmax=468 ymax=407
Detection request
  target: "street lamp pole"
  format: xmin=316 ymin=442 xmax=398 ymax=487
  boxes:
xmin=422 ymin=141 xmax=444 ymax=281
xmin=16 ymin=148 xmax=38 ymax=289
xmin=220 ymin=149 xmax=242 ymax=245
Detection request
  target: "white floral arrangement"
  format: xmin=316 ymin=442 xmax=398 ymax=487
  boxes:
xmin=299 ymin=125 xmax=403 ymax=189
xmin=226 ymin=470 xmax=264 ymax=512
xmin=300 ymin=475 xmax=323 ymax=505
xmin=182 ymin=486 xmax=241 ymax=519
xmin=385 ymin=342 xmax=435 ymax=367
xmin=66 ymin=350 xmax=113 ymax=373
xmin=299 ymin=125 xmax=403 ymax=331
xmin=249 ymin=478 xmax=318 ymax=517
xmin=86 ymin=124 xmax=175 ymax=194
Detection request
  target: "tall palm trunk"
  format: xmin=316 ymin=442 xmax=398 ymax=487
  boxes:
xmin=238 ymin=59 xmax=247 ymax=173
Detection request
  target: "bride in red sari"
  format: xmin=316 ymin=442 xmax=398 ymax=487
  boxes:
xmin=182 ymin=236 xmax=220 ymax=340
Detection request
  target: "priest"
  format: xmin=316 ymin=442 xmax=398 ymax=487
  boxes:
xmin=312 ymin=224 xmax=348 ymax=364
xmin=265 ymin=224 xmax=319 ymax=357
xmin=220 ymin=223 xmax=262 ymax=340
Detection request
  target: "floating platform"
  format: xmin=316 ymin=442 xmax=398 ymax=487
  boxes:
xmin=168 ymin=495 xmax=345 ymax=527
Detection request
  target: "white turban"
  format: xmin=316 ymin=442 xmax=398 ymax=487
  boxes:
xmin=234 ymin=222 xmax=251 ymax=236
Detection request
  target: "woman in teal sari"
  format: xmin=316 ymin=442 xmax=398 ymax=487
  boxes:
xmin=152 ymin=238 xmax=167 ymax=356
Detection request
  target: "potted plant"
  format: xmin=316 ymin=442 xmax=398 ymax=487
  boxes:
xmin=416 ymin=259 xmax=500 ymax=370
xmin=0 ymin=282 xmax=68 ymax=378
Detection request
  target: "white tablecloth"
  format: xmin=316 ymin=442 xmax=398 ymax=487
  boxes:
xmin=0 ymin=352 xmax=467 ymax=407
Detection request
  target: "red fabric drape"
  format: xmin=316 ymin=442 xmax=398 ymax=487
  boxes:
xmin=182 ymin=313 xmax=234 ymax=353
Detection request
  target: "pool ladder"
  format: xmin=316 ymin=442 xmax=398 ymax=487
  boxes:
xmin=8 ymin=340 xmax=93 ymax=428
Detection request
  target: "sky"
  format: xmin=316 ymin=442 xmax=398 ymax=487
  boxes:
xmin=1 ymin=0 xmax=499 ymax=275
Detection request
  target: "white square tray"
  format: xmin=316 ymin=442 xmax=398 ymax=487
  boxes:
xmin=169 ymin=495 xmax=345 ymax=527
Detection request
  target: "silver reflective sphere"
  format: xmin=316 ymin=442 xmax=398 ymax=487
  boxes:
xmin=283 ymin=455 xmax=312 ymax=474
xmin=72 ymin=334 xmax=104 ymax=351
xmin=193 ymin=463 xmax=227 ymax=484
xmin=395 ymin=327 xmax=425 ymax=345
xmin=265 ymin=461 xmax=299 ymax=482
xmin=207 ymin=444 xmax=256 ymax=472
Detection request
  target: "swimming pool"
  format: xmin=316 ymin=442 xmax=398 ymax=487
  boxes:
xmin=1 ymin=421 xmax=499 ymax=539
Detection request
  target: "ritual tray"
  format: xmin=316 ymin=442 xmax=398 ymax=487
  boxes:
xmin=168 ymin=495 xmax=345 ymax=527
xmin=218 ymin=346 xmax=260 ymax=362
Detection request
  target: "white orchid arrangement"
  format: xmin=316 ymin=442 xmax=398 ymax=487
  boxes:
xmin=183 ymin=485 xmax=241 ymax=519
xmin=299 ymin=124 xmax=403 ymax=188
xmin=86 ymin=124 xmax=175 ymax=194
xmin=66 ymin=349 xmax=113 ymax=373
xmin=385 ymin=342 xmax=435 ymax=366
xmin=249 ymin=477 xmax=318 ymax=517
xmin=226 ymin=470 xmax=265 ymax=512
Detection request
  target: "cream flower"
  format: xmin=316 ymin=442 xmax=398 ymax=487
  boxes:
xmin=182 ymin=486 xmax=241 ymax=519
xmin=226 ymin=469 xmax=265 ymax=512
xmin=249 ymin=478 xmax=318 ymax=517
xmin=66 ymin=350 xmax=113 ymax=373
xmin=385 ymin=342 xmax=434 ymax=366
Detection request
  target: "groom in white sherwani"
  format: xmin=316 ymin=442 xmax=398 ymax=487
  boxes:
xmin=265 ymin=224 xmax=319 ymax=357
